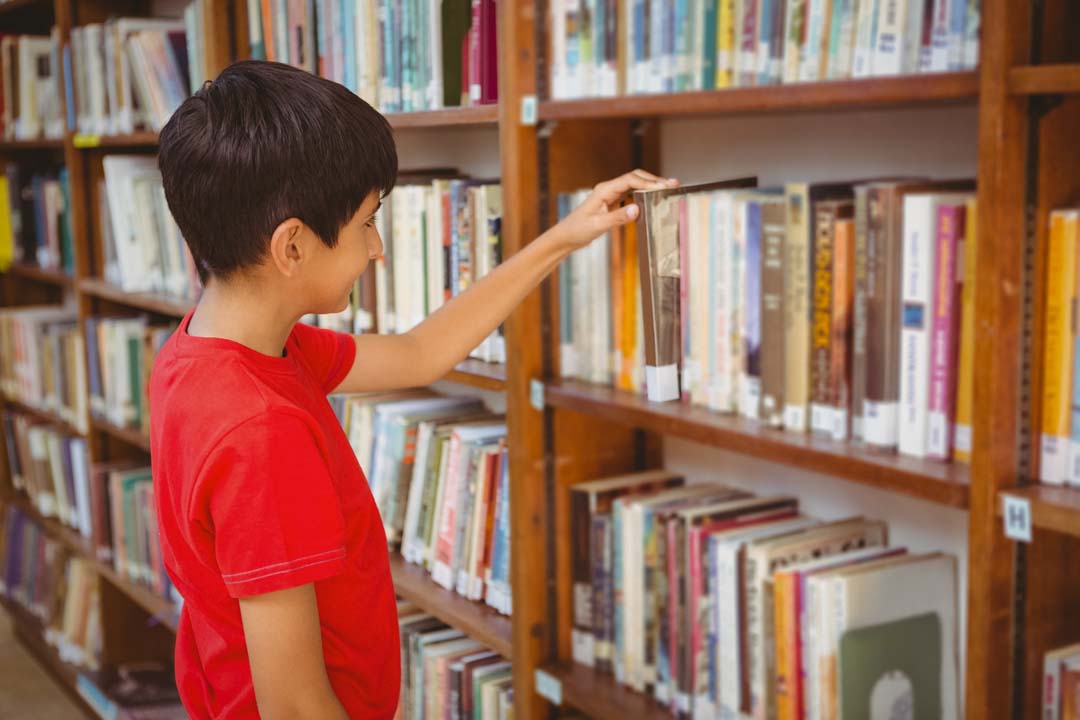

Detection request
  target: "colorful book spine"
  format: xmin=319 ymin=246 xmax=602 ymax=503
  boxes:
xmin=810 ymin=201 xmax=836 ymax=435
xmin=829 ymin=213 xmax=855 ymax=440
xmin=927 ymin=202 xmax=965 ymax=460
xmin=953 ymin=196 xmax=978 ymax=462
xmin=784 ymin=184 xmax=812 ymax=431
xmin=1041 ymin=208 xmax=1077 ymax=485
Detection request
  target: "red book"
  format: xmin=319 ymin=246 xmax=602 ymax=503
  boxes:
xmin=480 ymin=0 xmax=498 ymax=103
xmin=468 ymin=0 xmax=482 ymax=104
xmin=927 ymin=203 xmax=966 ymax=460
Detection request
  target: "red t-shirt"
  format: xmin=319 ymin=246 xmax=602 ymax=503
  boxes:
xmin=150 ymin=312 xmax=400 ymax=719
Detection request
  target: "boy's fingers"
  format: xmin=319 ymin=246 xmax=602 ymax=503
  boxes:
xmin=594 ymin=171 xmax=678 ymax=204
xmin=592 ymin=203 xmax=639 ymax=234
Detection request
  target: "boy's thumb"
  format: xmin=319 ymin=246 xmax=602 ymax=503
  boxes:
xmin=598 ymin=203 xmax=639 ymax=231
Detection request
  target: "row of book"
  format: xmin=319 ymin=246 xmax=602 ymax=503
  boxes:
xmin=332 ymin=390 xmax=512 ymax=615
xmin=247 ymin=0 xmax=499 ymax=113
xmin=85 ymin=316 xmax=176 ymax=435
xmin=550 ymin=0 xmax=981 ymax=100
xmin=396 ymin=602 xmax=512 ymax=720
xmin=563 ymin=177 xmax=980 ymax=463
xmin=0 ymin=31 xmax=64 ymax=141
xmin=69 ymin=17 xmax=195 ymax=135
xmin=569 ymin=470 xmax=960 ymax=720
xmin=1038 ymin=207 xmax=1080 ymax=487
xmin=0 ymin=304 xmax=89 ymax=434
xmin=375 ymin=175 xmax=504 ymax=363
xmin=100 ymin=155 xmax=201 ymax=300
xmin=0 ymin=504 xmax=103 ymax=671
xmin=3 ymin=410 xmax=181 ymax=611
xmin=1046 ymin=643 xmax=1080 ymax=720
xmin=0 ymin=163 xmax=76 ymax=275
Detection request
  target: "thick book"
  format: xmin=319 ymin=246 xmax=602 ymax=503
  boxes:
xmin=927 ymin=201 xmax=968 ymax=460
xmin=810 ymin=199 xmax=843 ymax=434
xmin=760 ymin=194 xmax=787 ymax=427
xmin=952 ymin=196 xmax=978 ymax=462
xmin=1042 ymin=208 xmax=1079 ymax=484
xmin=829 ymin=210 xmax=856 ymax=440
xmin=635 ymin=177 xmax=755 ymax=402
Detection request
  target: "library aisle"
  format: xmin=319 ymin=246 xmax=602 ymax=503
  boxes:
xmin=0 ymin=612 xmax=86 ymax=720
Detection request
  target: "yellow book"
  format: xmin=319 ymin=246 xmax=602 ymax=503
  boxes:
xmin=773 ymin=570 xmax=798 ymax=720
xmin=717 ymin=0 xmax=736 ymax=88
xmin=0 ymin=175 xmax=12 ymax=271
xmin=1040 ymin=209 xmax=1077 ymax=484
xmin=620 ymin=219 xmax=640 ymax=391
xmin=953 ymin=198 xmax=977 ymax=462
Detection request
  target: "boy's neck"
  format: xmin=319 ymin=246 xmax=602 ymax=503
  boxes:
xmin=187 ymin=277 xmax=299 ymax=358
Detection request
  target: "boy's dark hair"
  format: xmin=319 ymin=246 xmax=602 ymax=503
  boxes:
xmin=159 ymin=60 xmax=398 ymax=284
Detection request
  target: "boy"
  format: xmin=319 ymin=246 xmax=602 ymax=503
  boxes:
xmin=151 ymin=60 xmax=676 ymax=719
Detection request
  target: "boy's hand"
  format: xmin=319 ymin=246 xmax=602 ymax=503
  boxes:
xmin=543 ymin=169 xmax=679 ymax=251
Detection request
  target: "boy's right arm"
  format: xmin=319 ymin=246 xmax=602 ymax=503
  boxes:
xmin=239 ymin=583 xmax=349 ymax=720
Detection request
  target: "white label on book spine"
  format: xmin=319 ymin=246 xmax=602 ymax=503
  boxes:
xmin=1067 ymin=442 xmax=1080 ymax=487
xmin=831 ymin=408 xmax=849 ymax=442
xmin=810 ymin=403 xmax=831 ymax=434
xmin=646 ymin=364 xmax=680 ymax=402
xmin=784 ymin=404 xmax=807 ymax=432
xmin=1040 ymin=434 xmax=1069 ymax=485
xmin=571 ymin=630 xmax=596 ymax=667
xmin=928 ymin=412 xmax=949 ymax=458
xmin=863 ymin=400 xmax=899 ymax=448
xmin=954 ymin=424 xmax=972 ymax=454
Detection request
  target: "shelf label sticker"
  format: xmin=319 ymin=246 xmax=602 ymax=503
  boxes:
xmin=530 ymin=378 xmax=545 ymax=412
xmin=73 ymin=134 xmax=101 ymax=148
xmin=521 ymin=95 xmax=538 ymax=126
xmin=534 ymin=668 xmax=563 ymax=706
xmin=1002 ymin=495 xmax=1032 ymax=543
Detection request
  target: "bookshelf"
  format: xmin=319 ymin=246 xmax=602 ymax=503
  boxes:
xmin=0 ymin=1 xmax=1077 ymax=720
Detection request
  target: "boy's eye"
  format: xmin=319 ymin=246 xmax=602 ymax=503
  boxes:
xmin=365 ymin=214 xmax=377 ymax=227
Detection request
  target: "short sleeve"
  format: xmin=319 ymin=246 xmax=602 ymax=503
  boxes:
xmin=288 ymin=322 xmax=357 ymax=393
xmin=199 ymin=411 xmax=347 ymax=598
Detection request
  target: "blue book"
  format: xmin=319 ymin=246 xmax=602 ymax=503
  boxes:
xmin=633 ymin=0 xmax=646 ymax=93
xmin=343 ymin=0 xmax=357 ymax=92
xmin=662 ymin=0 xmax=676 ymax=92
xmin=744 ymin=199 xmax=762 ymax=408
xmin=674 ymin=0 xmax=690 ymax=90
xmin=757 ymin=0 xmax=774 ymax=84
xmin=948 ymin=0 xmax=967 ymax=70
xmin=702 ymin=0 xmax=718 ymax=89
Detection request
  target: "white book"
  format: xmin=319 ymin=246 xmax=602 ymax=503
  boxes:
xmin=801 ymin=0 xmax=829 ymax=81
xmin=16 ymin=37 xmax=52 ymax=140
xmin=872 ymin=0 xmax=905 ymax=75
xmin=709 ymin=192 xmax=735 ymax=413
xmin=731 ymin=196 xmax=748 ymax=416
xmin=902 ymin=0 xmax=927 ymax=73
xmin=928 ymin=0 xmax=953 ymax=71
xmin=426 ymin=182 xmax=447 ymax=316
xmin=851 ymin=0 xmax=880 ymax=77
xmin=897 ymin=193 xmax=935 ymax=458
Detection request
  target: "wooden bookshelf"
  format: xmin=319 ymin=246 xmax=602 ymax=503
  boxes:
xmin=5 ymin=262 xmax=75 ymax=287
xmin=998 ymin=485 xmax=1080 ymax=539
xmin=71 ymin=131 xmax=160 ymax=149
xmin=7 ymin=494 xmax=180 ymax=633
xmin=2 ymin=395 xmax=84 ymax=437
xmin=90 ymin=417 xmax=151 ymax=453
xmin=538 ymin=72 xmax=979 ymax=121
xmin=444 ymin=359 xmax=507 ymax=392
xmin=0 ymin=137 xmax=64 ymax=150
xmin=385 ymin=105 xmax=499 ymax=129
xmin=389 ymin=553 xmax=513 ymax=659
xmin=0 ymin=0 xmax=51 ymax=16
xmin=545 ymin=379 xmax=970 ymax=508
xmin=1009 ymin=64 xmax=1080 ymax=96
xmin=78 ymin=278 xmax=195 ymax=317
xmin=535 ymin=663 xmax=669 ymax=720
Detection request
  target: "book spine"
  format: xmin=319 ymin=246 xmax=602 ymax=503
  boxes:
xmin=742 ymin=199 xmax=763 ymax=420
xmin=784 ymin=185 xmax=811 ymax=431
xmin=810 ymin=202 xmax=836 ymax=435
xmin=593 ymin=513 xmax=614 ymax=670
xmin=613 ymin=500 xmax=626 ymax=683
xmin=851 ymin=0 xmax=879 ymax=77
xmin=739 ymin=0 xmax=758 ymax=86
xmin=1043 ymin=209 xmax=1078 ymax=484
xmin=1044 ymin=652 xmax=1062 ymax=720
xmin=680 ymin=197 xmax=692 ymax=401
xmin=717 ymin=0 xmax=735 ymax=88
xmin=829 ymin=214 xmax=854 ymax=441
xmin=1067 ymin=214 xmax=1080 ymax=486
xmin=863 ymin=186 xmax=903 ymax=449
xmin=571 ymin=490 xmax=596 ymax=666
xmin=760 ymin=198 xmax=786 ymax=427
xmin=873 ymin=0 xmax=902 ymax=74
xmin=851 ymin=187 xmax=870 ymax=440
xmin=773 ymin=572 xmax=796 ymax=720
xmin=782 ymin=0 xmax=805 ymax=83
xmin=927 ymin=203 xmax=964 ymax=460
xmin=635 ymin=191 xmax=681 ymax=402
xmin=710 ymin=193 xmax=735 ymax=412
xmin=898 ymin=194 xmax=936 ymax=459
xmin=953 ymin=196 xmax=977 ymax=462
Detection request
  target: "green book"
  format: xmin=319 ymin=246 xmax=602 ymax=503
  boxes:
xmin=839 ymin=612 xmax=943 ymax=720
xmin=441 ymin=0 xmax=471 ymax=106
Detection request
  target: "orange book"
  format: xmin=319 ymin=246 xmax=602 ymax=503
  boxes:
xmin=773 ymin=570 xmax=799 ymax=720
xmin=260 ymin=0 xmax=275 ymax=61
xmin=620 ymin=219 xmax=640 ymax=391
xmin=610 ymin=223 xmax=624 ymax=390
xmin=953 ymin=198 xmax=977 ymax=462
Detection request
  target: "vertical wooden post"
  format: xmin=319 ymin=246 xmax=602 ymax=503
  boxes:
xmin=966 ymin=0 xmax=1031 ymax=717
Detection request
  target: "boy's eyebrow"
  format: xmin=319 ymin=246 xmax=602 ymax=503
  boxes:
xmin=366 ymin=201 xmax=382 ymax=220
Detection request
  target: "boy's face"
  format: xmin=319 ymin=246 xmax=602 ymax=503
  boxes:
xmin=304 ymin=192 xmax=384 ymax=314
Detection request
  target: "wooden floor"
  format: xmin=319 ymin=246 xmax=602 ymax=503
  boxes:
xmin=0 ymin=612 xmax=88 ymax=720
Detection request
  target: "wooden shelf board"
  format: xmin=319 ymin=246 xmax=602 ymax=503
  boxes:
xmin=443 ymin=359 xmax=507 ymax=391
xmin=538 ymin=72 xmax=978 ymax=121
xmin=1009 ymin=65 xmax=1080 ymax=96
xmin=78 ymin=278 xmax=195 ymax=317
xmin=2 ymin=396 xmax=85 ymax=437
xmin=0 ymin=0 xmax=51 ymax=16
xmin=389 ymin=553 xmax=512 ymax=658
xmin=386 ymin=105 xmax=499 ymax=128
xmin=546 ymin=379 xmax=970 ymax=508
xmin=6 ymin=494 xmax=179 ymax=633
xmin=538 ymin=663 xmax=670 ymax=720
xmin=5 ymin=262 xmax=75 ymax=286
xmin=0 ymin=137 xmax=64 ymax=150
xmin=999 ymin=485 xmax=1080 ymax=538
xmin=72 ymin=131 xmax=160 ymax=148
xmin=91 ymin=417 xmax=152 ymax=453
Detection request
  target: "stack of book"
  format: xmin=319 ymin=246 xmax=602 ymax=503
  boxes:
xmin=3 ymin=410 xmax=91 ymax=529
xmin=562 ymin=177 xmax=980 ymax=463
xmin=99 ymin=156 xmax=200 ymax=300
xmin=0 ymin=164 xmax=75 ymax=275
xmin=332 ymin=390 xmax=511 ymax=615
xmin=69 ymin=17 xmax=192 ymax=135
xmin=0 ymin=30 xmax=64 ymax=140
xmin=550 ymin=0 xmax=982 ymax=100
xmin=85 ymin=316 xmax=177 ymax=435
xmin=1046 ymin=643 xmax=1080 ymax=720
xmin=376 ymin=176 xmax=504 ymax=363
xmin=0 ymin=304 xmax=89 ymax=433
xmin=0 ymin=504 xmax=104 ymax=670
xmin=569 ymin=471 xmax=960 ymax=719
xmin=246 ymin=0 xmax=499 ymax=112
xmin=1038 ymin=206 xmax=1080 ymax=486
xmin=397 ymin=604 xmax=513 ymax=719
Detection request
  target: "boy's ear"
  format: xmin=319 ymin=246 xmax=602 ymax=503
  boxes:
xmin=267 ymin=218 xmax=308 ymax=277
